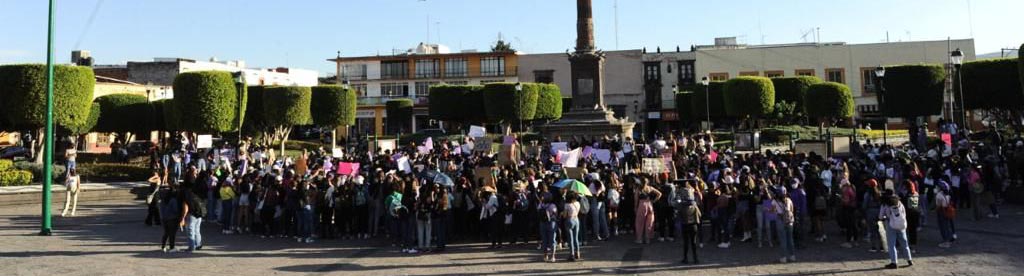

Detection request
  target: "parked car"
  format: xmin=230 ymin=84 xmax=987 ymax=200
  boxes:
xmin=0 ymin=146 xmax=30 ymax=160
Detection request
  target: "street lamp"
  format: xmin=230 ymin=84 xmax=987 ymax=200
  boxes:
xmin=701 ymin=76 xmax=710 ymax=132
xmin=633 ymin=100 xmax=639 ymax=139
xmin=232 ymin=71 xmax=246 ymax=143
xmin=951 ymin=48 xmax=967 ymax=132
xmin=341 ymin=80 xmax=350 ymax=90
xmin=874 ymin=66 xmax=887 ymax=145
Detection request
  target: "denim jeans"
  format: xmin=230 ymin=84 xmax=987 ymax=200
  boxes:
xmin=540 ymin=221 xmax=557 ymax=252
xmin=566 ymin=218 xmax=581 ymax=256
xmin=416 ymin=217 xmax=432 ymax=249
xmin=298 ymin=207 xmax=314 ymax=239
xmin=937 ymin=214 xmax=954 ymax=242
xmin=433 ymin=212 xmax=449 ymax=248
xmin=776 ymin=223 xmax=795 ymax=258
xmin=207 ymin=190 xmax=218 ymax=221
xmin=221 ymin=200 xmax=234 ymax=231
xmin=186 ymin=215 xmax=202 ymax=250
xmin=886 ymin=227 xmax=912 ymax=264
xmin=590 ymin=200 xmax=609 ymax=239
xmin=757 ymin=209 xmax=773 ymax=245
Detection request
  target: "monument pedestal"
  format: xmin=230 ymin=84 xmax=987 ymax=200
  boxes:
xmin=538 ymin=106 xmax=634 ymax=140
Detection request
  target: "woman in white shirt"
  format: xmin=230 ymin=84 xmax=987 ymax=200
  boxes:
xmin=61 ymin=168 xmax=81 ymax=217
xmin=880 ymin=192 xmax=913 ymax=269
xmin=563 ymin=192 xmax=583 ymax=262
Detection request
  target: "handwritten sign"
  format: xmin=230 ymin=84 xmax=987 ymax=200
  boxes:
xmin=593 ymin=149 xmax=611 ymax=164
xmin=197 ymin=135 xmax=213 ymax=149
xmin=337 ymin=162 xmax=360 ymax=176
xmin=469 ymin=125 xmax=487 ymax=138
xmin=642 ymin=158 xmax=667 ymax=174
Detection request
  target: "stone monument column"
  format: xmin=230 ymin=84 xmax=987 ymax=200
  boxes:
xmin=569 ymin=0 xmax=605 ymax=110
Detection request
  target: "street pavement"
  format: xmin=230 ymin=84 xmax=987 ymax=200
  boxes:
xmin=1 ymin=199 xmax=1022 ymax=276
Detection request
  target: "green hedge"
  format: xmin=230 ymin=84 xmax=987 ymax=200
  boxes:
xmin=1019 ymin=43 xmax=1024 ymax=97
xmin=77 ymin=163 xmax=151 ymax=182
xmin=961 ymin=58 xmax=1024 ymax=110
xmin=690 ymin=82 xmax=727 ymax=119
xmin=483 ymin=83 xmax=538 ymax=123
xmin=675 ymin=92 xmax=694 ymax=123
xmin=805 ymin=82 xmax=855 ymax=119
xmin=242 ymin=85 xmax=267 ymax=135
xmin=428 ymin=85 xmax=469 ymax=121
xmin=772 ymin=76 xmax=822 ymax=113
xmin=172 ymin=71 xmax=244 ymax=133
xmin=0 ymin=64 xmax=94 ymax=130
xmin=14 ymin=161 xmax=64 ymax=182
xmin=723 ymin=76 xmax=775 ymax=118
xmin=66 ymin=102 xmax=101 ymax=135
xmin=0 ymin=170 xmax=33 ymax=186
xmin=94 ymin=93 xmax=149 ymax=133
xmin=882 ymin=64 xmax=946 ymax=117
xmin=534 ymin=83 xmax=563 ymax=121
xmin=464 ymin=86 xmax=488 ymax=123
xmin=386 ymin=99 xmax=414 ymax=133
xmin=153 ymin=99 xmax=179 ymax=131
xmin=311 ymin=85 xmax=357 ymax=127
xmin=262 ymin=86 xmax=312 ymax=127
xmin=0 ymin=159 xmax=12 ymax=172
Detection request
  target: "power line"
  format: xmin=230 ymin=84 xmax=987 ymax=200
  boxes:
xmin=73 ymin=0 xmax=105 ymax=50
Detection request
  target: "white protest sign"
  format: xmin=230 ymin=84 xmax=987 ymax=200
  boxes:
xmin=196 ymin=135 xmax=212 ymax=148
xmin=468 ymin=125 xmax=486 ymax=138
xmin=593 ymin=149 xmax=611 ymax=164
xmin=332 ymin=148 xmax=344 ymax=158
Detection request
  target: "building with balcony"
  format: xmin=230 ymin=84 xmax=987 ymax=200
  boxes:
xmin=641 ymin=48 xmax=697 ymax=137
xmin=328 ymin=43 xmax=520 ymax=136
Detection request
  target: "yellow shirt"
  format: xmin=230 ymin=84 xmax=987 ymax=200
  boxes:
xmin=220 ymin=186 xmax=236 ymax=200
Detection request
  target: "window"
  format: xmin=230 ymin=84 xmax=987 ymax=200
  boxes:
xmin=341 ymin=64 xmax=367 ymax=80
xmin=795 ymin=69 xmax=815 ymax=77
xmin=479 ymin=79 xmax=503 ymax=85
xmin=415 ymin=59 xmax=439 ymax=78
xmin=825 ymin=68 xmax=845 ymax=84
xmin=860 ymin=67 xmax=878 ymax=94
xmin=534 ymin=70 xmax=554 ymax=84
xmin=677 ymin=61 xmax=695 ymax=86
xmin=709 ymin=72 xmax=729 ymax=82
xmin=380 ymin=82 xmax=408 ymax=97
xmin=739 ymin=71 xmax=760 ymax=77
xmin=350 ymin=83 xmax=367 ymax=97
xmin=764 ymin=70 xmax=784 ymax=78
xmin=480 ymin=57 xmax=505 ymax=77
xmin=446 ymin=80 xmax=468 ymax=85
xmin=381 ymin=61 xmax=408 ymax=79
xmin=644 ymin=62 xmax=661 ymax=82
xmin=415 ymin=81 xmax=439 ymax=97
xmin=444 ymin=58 xmax=467 ymax=77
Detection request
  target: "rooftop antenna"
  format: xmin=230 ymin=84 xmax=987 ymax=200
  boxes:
xmin=614 ymin=0 xmax=619 ymax=50
xmin=800 ymin=29 xmax=814 ymax=43
xmin=966 ymin=0 xmax=975 ymax=38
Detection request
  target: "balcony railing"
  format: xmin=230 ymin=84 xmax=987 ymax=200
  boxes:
xmin=357 ymin=96 xmax=430 ymax=106
xmin=351 ymin=68 xmax=519 ymax=81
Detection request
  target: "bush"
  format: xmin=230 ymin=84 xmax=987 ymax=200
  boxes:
xmin=14 ymin=161 xmax=64 ymax=182
xmin=483 ymin=83 xmax=539 ymax=123
xmin=723 ymin=76 xmax=775 ymax=118
xmin=0 ymin=64 xmax=94 ymax=130
xmin=772 ymin=76 xmax=822 ymax=113
xmin=882 ymin=64 xmax=946 ymax=117
xmin=0 ymin=170 xmax=33 ymax=186
xmin=94 ymin=93 xmax=149 ymax=133
xmin=154 ymin=99 xmax=180 ymax=131
xmin=962 ymin=58 xmax=1024 ymax=110
xmin=464 ymin=86 xmax=488 ymax=123
xmin=805 ymin=82 xmax=855 ymax=120
xmin=533 ymin=83 xmax=563 ymax=121
xmin=675 ymin=92 xmax=695 ymax=123
xmin=311 ymin=85 xmax=357 ymax=127
xmin=0 ymin=159 xmax=13 ymax=172
xmin=428 ymin=85 xmax=467 ymax=122
xmin=65 ymin=102 xmax=100 ymax=136
xmin=172 ymin=71 xmax=244 ymax=133
xmin=263 ymin=86 xmax=313 ymax=127
xmin=76 ymin=163 xmax=151 ymax=182
xmin=386 ymin=99 xmax=415 ymax=133
xmin=690 ymin=82 xmax=727 ymax=119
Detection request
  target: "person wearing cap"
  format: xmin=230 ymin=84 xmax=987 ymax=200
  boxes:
xmin=880 ymin=189 xmax=913 ymax=269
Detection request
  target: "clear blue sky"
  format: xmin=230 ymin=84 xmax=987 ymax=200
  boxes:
xmin=1 ymin=0 xmax=1019 ymax=76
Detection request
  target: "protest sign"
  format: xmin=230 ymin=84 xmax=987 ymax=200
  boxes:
xmin=469 ymin=125 xmax=486 ymax=138
xmin=196 ymin=135 xmax=213 ymax=149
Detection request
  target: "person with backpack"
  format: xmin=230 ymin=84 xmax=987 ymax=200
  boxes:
xmin=677 ymin=184 xmax=701 ymax=264
xmin=901 ymin=179 xmax=921 ymax=253
xmin=416 ymin=185 xmax=435 ymax=252
xmin=510 ymin=182 xmax=532 ymax=245
xmin=181 ymin=180 xmax=206 ymax=253
xmin=880 ymin=189 xmax=913 ymax=269
xmin=862 ymin=179 xmax=884 ymax=253
xmin=539 ymin=190 xmax=559 ymax=262
xmin=353 ymin=176 xmax=370 ymax=239
xmin=219 ymin=177 xmax=237 ymax=234
xmin=159 ymin=188 xmax=181 ymax=253
xmin=838 ymin=176 xmax=859 ymax=249
xmin=808 ymin=169 xmax=829 ymax=243
xmin=433 ymin=184 xmax=451 ymax=252
xmin=935 ymin=181 xmax=956 ymax=248
xmin=775 ymin=187 xmax=796 ymax=263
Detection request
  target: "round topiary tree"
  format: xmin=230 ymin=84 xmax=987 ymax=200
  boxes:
xmin=0 ymin=64 xmax=94 ymax=163
xmin=66 ymin=102 xmax=101 ymax=137
xmin=881 ymin=64 xmax=946 ymax=118
xmin=675 ymin=92 xmax=694 ymax=127
xmin=172 ymin=71 xmax=245 ymax=133
xmin=463 ymin=85 xmax=488 ymax=124
xmin=771 ymin=76 xmax=822 ymax=114
xmin=483 ymin=82 xmax=539 ymax=133
xmin=386 ymin=99 xmax=414 ymax=135
xmin=690 ymin=82 xmax=727 ymax=122
xmin=94 ymin=93 xmax=149 ymax=143
xmin=428 ymin=85 xmax=466 ymax=123
xmin=311 ymin=85 xmax=357 ymax=148
xmin=723 ymin=76 xmax=775 ymax=126
xmin=262 ymin=86 xmax=312 ymax=154
xmin=533 ymin=83 xmax=563 ymax=122
xmin=805 ymin=82 xmax=855 ymax=126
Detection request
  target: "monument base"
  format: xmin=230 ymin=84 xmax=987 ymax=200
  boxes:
xmin=538 ymin=106 xmax=635 ymax=140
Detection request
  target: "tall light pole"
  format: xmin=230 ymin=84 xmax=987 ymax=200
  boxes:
xmin=951 ymin=48 xmax=966 ymax=132
xmin=701 ymin=76 xmax=711 ymax=132
xmin=874 ymin=66 xmax=887 ymax=145
xmin=40 ymin=0 xmax=56 ymax=236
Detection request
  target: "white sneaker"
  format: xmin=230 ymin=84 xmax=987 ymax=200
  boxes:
xmin=938 ymin=242 xmax=951 ymax=248
xmin=408 ymin=249 xmax=419 ymax=254
xmin=161 ymin=247 xmax=168 ymax=253
xmin=722 ymin=242 xmax=731 ymax=248
xmin=401 ymin=249 xmax=409 ymax=253
xmin=305 ymin=238 xmax=314 ymax=243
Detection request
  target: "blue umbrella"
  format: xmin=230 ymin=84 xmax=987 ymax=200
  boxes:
xmin=433 ymin=173 xmax=454 ymax=187
xmin=553 ymin=179 xmax=581 ymax=189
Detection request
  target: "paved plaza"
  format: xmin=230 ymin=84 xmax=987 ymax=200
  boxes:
xmin=1 ymin=199 xmax=1022 ymax=276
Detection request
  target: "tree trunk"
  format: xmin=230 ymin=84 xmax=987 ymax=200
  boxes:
xmin=33 ymin=128 xmax=44 ymax=164
xmin=331 ymin=128 xmax=337 ymax=151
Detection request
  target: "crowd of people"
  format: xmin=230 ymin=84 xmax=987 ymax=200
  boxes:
xmin=145 ymin=123 xmax=1017 ymax=269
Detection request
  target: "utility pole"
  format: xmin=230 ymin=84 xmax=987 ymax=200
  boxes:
xmin=40 ymin=0 xmax=56 ymax=236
